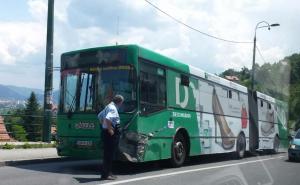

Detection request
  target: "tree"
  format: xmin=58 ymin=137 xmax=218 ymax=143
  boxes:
xmin=23 ymin=92 xmax=43 ymax=141
xmin=219 ymin=52 xmax=300 ymax=131
xmin=4 ymin=108 xmax=25 ymax=140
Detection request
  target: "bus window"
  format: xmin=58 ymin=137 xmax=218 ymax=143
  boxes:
xmin=231 ymin=90 xmax=238 ymax=100
xmin=228 ymin=90 xmax=232 ymax=99
xmin=62 ymin=69 xmax=97 ymax=113
xmin=268 ymin=103 xmax=271 ymax=109
xmin=181 ymin=74 xmax=189 ymax=86
xmin=140 ymin=61 xmax=166 ymax=114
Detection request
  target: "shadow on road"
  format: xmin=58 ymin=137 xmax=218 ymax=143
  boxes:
xmin=13 ymin=152 xmax=284 ymax=177
xmin=74 ymin=177 xmax=101 ymax=183
xmin=284 ymin=159 xmax=300 ymax=163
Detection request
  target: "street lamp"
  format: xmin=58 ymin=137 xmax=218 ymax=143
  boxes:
xmin=250 ymin=21 xmax=280 ymax=91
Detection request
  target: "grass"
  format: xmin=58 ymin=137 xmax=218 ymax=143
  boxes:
xmin=0 ymin=142 xmax=56 ymax=149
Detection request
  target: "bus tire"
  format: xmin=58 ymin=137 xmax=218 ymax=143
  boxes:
xmin=272 ymin=135 xmax=280 ymax=154
xmin=170 ymin=133 xmax=187 ymax=167
xmin=236 ymin=133 xmax=246 ymax=159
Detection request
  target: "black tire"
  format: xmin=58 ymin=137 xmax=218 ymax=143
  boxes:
xmin=272 ymin=136 xmax=280 ymax=154
xmin=236 ymin=133 xmax=246 ymax=159
xmin=170 ymin=133 xmax=187 ymax=167
xmin=288 ymin=156 xmax=295 ymax=162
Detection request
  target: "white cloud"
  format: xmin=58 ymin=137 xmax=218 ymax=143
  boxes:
xmin=1 ymin=0 xmax=299 ymax=89
xmin=255 ymin=45 xmax=285 ymax=65
xmin=76 ymin=26 xmax=108 ymax=47
xmin=54 ymin=0 xmax=71 ymax=23
xmin=0 ymin=22 xmax=45 ymax=65
xmin=28 ymin=0 xmax=47 ymax=22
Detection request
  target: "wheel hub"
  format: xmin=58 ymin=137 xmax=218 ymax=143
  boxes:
xmin=175 ymin=142 xmax=184 ymax=159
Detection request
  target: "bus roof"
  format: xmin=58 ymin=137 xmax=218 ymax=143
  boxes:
xmin=62 ymin=44 xmax=248 ymax=93
xmin=256 ymin=91 xmax=276 ymax=103
xmin=137 ymin=45 xmax=247 ymax=93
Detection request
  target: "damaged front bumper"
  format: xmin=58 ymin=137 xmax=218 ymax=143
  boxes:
xmin=118 ymin=131 xmax=150 ymax=162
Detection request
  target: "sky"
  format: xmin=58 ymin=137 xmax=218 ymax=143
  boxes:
xmin=0 ymin=0 xmax=299 ymax=90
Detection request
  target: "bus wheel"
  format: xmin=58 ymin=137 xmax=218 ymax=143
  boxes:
xmin=288 ymin=156 xmax=295 ymax=162
xmin=272 ymin=136 xmax=280 ymax=154
xmin=236 ymin=133 xmax=246 ymax=159
xmin=170 ymin=133 xmax=187 ymax=167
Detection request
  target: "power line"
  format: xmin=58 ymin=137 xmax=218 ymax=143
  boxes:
xmin=256 ymin=46 xmax=268 ymax=64
xmin=144 ymin=0 xmax=253 ymax=44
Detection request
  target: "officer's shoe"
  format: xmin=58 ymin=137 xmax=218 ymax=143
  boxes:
xmin=100 ymin=175 xmax=117 ymax=180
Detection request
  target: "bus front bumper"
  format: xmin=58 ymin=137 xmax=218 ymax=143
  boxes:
xmin=118 ymin=131 xmax=150 ymax=162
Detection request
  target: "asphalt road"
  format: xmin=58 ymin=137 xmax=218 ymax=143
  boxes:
xmin=0 ymin=153 xmax=299 ymax=185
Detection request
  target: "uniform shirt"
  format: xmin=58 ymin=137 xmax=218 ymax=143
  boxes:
xmin=97 ymin=102 xmax=120 ymax=129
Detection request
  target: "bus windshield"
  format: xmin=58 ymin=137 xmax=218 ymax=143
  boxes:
xmin=61 ymin=65 xmax=136 ymax=114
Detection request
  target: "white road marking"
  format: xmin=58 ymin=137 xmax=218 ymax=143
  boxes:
xmin=98 ymin=155 xmax=285 ymax=185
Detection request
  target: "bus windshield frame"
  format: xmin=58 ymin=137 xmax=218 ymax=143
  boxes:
xmin=60 ymin=50 xmax=137 ymax=114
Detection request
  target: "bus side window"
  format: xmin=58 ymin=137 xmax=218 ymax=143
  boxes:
xmin=139 ymin=60 xmax=166 ymax=115
xmin=181 ymin=74 xmax=189 ymax=86
xmin=228 ymin=90 xmax=232 ymax=99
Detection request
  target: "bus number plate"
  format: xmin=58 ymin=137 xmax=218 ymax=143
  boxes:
xmin=76 ymin=140 xmax=93 ymax=148
xmin=75 ymin=122 xmax=95 ymax=130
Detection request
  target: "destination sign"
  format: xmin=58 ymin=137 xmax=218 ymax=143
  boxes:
xmin=61 ymin=48 xmax=127 ymax=70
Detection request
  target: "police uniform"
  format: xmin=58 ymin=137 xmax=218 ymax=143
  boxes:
xmin=98 ymin=102 xmax=120 ymax=179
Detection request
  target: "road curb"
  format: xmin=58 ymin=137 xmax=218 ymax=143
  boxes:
xmin=0 ymin=157 xmax=76 ymax=167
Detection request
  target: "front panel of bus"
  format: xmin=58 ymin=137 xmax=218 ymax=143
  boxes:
xmin=57 ymin=46 xmax=137 ymax=159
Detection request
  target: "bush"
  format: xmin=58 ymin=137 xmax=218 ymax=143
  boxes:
xmin=22 ymin=143 xmax=32 ymax=149
xmin=2 ymin=143 xmax=14 ymax=149
xmin=11 ymin=125 xmax=28 ymax=142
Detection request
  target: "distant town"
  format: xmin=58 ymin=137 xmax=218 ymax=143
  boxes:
xmin=0 ymin=83 xmax=59 ymax=114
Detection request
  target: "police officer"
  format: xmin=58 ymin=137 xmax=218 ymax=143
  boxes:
xmin=98 ymin=95 xmax=124 ymax=180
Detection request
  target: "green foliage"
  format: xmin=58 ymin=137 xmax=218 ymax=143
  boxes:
xmin=220 ymin=68 xmax=240 ymax=78
xmin=289 ymin=85 xmax=300 ymax=122
xmin=0 ymin=143 xmax=55 ymax=149
xmin=4 ymin=108 xmax=25 ymax=139
xmin=220 ymin=67 xmax=252 ymax=89
xmin=23 ymin=92 xmax=43 ymax=141
xmin=22 ymin=142 xmax=32 ymax=149
xmin=11 ymin=125 xmax=27 ymax=141
xmin=220 ymin=53 xmax=300 ymax=131
xmin=2 ymin=143 xmax=14 ymax=149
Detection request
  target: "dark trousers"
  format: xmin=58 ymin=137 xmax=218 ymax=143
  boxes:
xmin=101 ymin=129 xmax=119 ymax=178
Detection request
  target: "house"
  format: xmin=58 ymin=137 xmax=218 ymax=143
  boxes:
xmin=0 ymin=116 xmax=11 ymax=141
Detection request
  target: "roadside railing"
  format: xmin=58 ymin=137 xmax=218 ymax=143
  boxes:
xmin=0 ymin=114 xmax=56 ymax=143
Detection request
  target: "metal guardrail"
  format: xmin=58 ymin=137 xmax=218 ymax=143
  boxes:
xmin=0 ymin=114 xmax=56 ymax=142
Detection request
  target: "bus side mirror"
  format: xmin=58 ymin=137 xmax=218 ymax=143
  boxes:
xmin=288 ymin=135 xmax=293 ymax=141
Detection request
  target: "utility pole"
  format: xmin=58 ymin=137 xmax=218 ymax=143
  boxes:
xmin=250 ymin=33 xmax=257 ymax=91
xmin=251 ymin=21 xmax=280 ymax=91
xmin=43 ymin=0 xmax=54 ymax=142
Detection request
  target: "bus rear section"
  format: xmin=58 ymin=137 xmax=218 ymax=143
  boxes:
xmin=255 ymin=92 xmax=289 ymax=152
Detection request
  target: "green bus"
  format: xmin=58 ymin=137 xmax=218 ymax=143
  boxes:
xmin=57 ymin=44 xmax=288 ymax=167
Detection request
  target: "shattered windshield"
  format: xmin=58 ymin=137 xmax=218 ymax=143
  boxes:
xmin=61 ymin=65 xmax=136 ymax=113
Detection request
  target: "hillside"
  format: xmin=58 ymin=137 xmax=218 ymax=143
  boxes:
xmin=0 ymin=84 xmax=26 ymax=100
xmin=0 ymin=84 xmax=59 ymax=103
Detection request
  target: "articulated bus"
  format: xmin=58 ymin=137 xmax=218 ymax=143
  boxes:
xmin=57 ymin=45 xmax=288 ymax=167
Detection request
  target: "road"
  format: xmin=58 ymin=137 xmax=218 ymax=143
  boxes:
xmin=0 ymin=153 xmax=299 ymax=185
